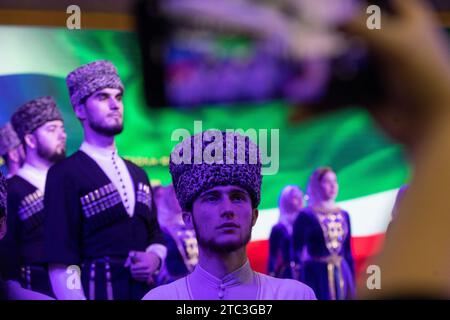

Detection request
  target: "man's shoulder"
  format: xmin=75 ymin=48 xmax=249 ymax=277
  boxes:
xmin=50 ymin=151 xmax=82 ymax=168
xmin=6 ymin=175 xmax=31 ymax=193
xmin=6 ymin=176 xmax=39 ymax=205
xmin=123 ymin=158 xmax=140 ymax=169
xmin=257 ymin=273 xmax=317 ymax=300
xmin=122 ymin=159 xmax=148 ymax=179
xmin=142 ymin=277 xmax=189 ymax=300
xmin=48 ymin=151 xmax=85 ymax=175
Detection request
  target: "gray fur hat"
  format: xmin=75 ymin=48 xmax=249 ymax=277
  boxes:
xmin=11 ymin=96 xmax=63 ymax=140
xmin=0 ymin=123 xmax=21 ymax=156
xmin=66 ymin=60 xmax=124 ymax=108
xmin=169 ymin=130 xmax=262 ymax=211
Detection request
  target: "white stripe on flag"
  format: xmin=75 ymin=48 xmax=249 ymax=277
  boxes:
xmin=251 ymin=188 xmax=398 ymax=241
xmin=0 ymin=27 xmax=80 ymax=78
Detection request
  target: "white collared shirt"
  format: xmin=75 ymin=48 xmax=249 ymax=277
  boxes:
xmin=143 ymin=260 xmax=317 ymax=300
xmin=80 ymin=141 xmax=135 ymax=217
xmin=16 ymin=163 xmax=48 ymax=192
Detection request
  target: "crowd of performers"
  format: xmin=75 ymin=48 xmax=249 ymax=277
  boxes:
xmin=0 ymin=60 xmax=360 ymax=300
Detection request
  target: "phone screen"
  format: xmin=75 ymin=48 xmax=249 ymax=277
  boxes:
xmin=138 ymin=0 xmax=384 ymax=109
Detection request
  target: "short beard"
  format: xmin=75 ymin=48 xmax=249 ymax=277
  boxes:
xmin=192 ymin=216 xmax=252 ymax=254
xmin=89 ymin=119 xmax=123 ymax=137
xmin=37 ymin=145 xmax=66 ymax=163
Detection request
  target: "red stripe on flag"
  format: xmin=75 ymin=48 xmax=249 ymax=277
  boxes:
xmin=247 ymin=240 xmax=270 ymax=273
xmin=351 ymin=233 xmax=385 ymax=276
xmin=247 ymin=234 xmax=386 ymax=276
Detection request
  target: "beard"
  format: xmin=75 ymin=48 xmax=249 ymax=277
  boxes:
xmin=37 ymin=141 xmax=66 ymax=163
xmin=89 ymin=116 xmax=124 ymax=137
xmin=192 ymin=217 xmax=252 ymax=254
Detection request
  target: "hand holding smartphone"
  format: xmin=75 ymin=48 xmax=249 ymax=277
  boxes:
xmin=137 ymin=0 xmax=393 ymax=109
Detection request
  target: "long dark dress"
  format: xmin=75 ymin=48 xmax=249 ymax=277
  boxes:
xmin=292 ymin=207 xmax=355 ymax=300
xmin=267 ymin=223 xmax=296 ymax=279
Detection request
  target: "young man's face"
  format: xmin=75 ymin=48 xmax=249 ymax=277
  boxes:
xmin=80 ymin=88 xmax=124 ymax=136
xmin=27 ymin=120 xmax=67 ymax=163
xmin=184 ymin=185 xmax=258 ymax=253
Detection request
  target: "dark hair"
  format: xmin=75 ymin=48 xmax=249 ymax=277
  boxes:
xmin=0 ymin=171 xmax=6 ymax=219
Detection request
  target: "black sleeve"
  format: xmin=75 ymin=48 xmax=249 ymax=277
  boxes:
xmin=292 ymin=211 xmax=308 ymax=265
xmin=0 ymin=188 xmax=21 ymax=281
xmin=162 ymin=230 xmax=186 ymax=277
xmin=44 ymin=165 xmax=82 ymax=265
xmin=146 ymin=178 xmax=165 ymax=246
xmin=267 ymin=225 xmax=282 ymax=275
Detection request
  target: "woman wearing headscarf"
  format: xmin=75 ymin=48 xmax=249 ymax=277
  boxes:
xmin=268 ymin=185 xmax=303 ymax=279
xmin=292 ymin=167 xmax=355 ymax=300
xmin=156 ymin=185 xmax=199 ymax=285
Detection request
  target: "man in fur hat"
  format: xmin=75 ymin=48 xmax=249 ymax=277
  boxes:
xmin=44 ymin=60 xmax=165 ymax=300
xmin=143 ymin=130 xmax=316 ymax=300
xmin=0 ymin=171 xmax=53 ymax=300
xmin=0 ymin=123 xmax=25 ymax=179
xmin=0 ymin=123 xmax=24 ymax=290
xmin=1 ymin=96 xmax=67 ymax=298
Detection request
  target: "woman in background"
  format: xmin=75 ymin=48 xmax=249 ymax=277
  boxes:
xmin=268 ymin=185 xmax=304 ymax=279
xmin=293 ymin=167 xmax=355 ymax=300
xmin=156 ymin=185 xmax=198 ymax=285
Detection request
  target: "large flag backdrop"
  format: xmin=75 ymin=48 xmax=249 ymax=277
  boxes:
xmin=0 ymin=26 xmax=411 ymax=277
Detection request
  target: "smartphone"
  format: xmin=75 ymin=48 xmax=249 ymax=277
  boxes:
xmin=137 ymin=0 xmax=391 ymax=110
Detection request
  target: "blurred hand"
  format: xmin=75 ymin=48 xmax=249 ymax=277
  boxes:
xmin=344 ymin=0 xmax=450 ymax=151
xmin=125 ymin=251 xmax=161 ymax=285
xmin=346 ymin=1 xmax=450 ymax=299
